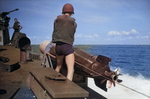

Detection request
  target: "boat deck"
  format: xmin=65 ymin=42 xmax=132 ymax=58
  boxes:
xmin=0 ymin=45 xmax=106 ymax=99
xmin=0 ymin=59 xmax=41 ymax=99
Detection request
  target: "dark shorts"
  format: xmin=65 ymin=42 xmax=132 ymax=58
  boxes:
xmin=55 ymin=42 xmax=73 ymax=56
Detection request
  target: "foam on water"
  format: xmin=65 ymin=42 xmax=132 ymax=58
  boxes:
xmin=88 ymin=74 xmax=150 ymax=99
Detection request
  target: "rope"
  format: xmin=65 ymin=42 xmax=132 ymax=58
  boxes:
xmin=116 ymin=82 xmax=150 ymax=98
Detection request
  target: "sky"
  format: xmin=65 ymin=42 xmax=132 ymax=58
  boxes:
xmin=0 ymin=0 xmax=150 ymax=45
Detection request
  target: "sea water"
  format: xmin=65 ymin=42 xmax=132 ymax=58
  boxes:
xmin=32 ymin=45 xmax=150 ymax=99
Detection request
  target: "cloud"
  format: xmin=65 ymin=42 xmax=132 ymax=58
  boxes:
xmin=141 ymin=36 xmax=149 ymax=39
xmin=46 ymin=36 xmax=50 ymax=39
xmin=75 ymin=33 xmax=99 ymax=38
xmin=108 ymin=29 xmax=138 ymax=36
xmin=28 ymin=36 xmax=43 ymax=39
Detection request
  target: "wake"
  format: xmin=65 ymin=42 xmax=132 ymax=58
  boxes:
xmin=88 ymin=74 xmax=150 ymax=99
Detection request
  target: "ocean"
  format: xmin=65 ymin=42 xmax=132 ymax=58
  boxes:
xmin=31 ymin=45 xmax=150 ymax=99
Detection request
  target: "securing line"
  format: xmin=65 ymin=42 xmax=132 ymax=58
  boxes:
xmin=116 ymin=82 xmax=150 ymax=98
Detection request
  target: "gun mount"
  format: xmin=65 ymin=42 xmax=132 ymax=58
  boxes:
xmin=0 ymin=8 xmax=19 ymax=28
xmin=0 ymin=8 xmax=19 ymax=45
xmin=0 ymin=9 xmax=19 ymax=17
xmin=39 ymin=41 xmax=122 ymax=92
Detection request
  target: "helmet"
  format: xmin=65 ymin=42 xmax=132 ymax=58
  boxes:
xmin=62 ymin=3 xmax=74 ymax=14
xmin=14 ymin=18 xmax=17 ymax=20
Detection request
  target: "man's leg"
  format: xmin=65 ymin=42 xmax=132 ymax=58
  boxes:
xmin=65 ymin=53 xmax=75 ymax=81
xmin=55 ymin=55 xmax=64 ymax=73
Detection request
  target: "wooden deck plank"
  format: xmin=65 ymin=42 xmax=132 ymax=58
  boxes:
xmin=30 ymin=67 xmax=89 ymax=98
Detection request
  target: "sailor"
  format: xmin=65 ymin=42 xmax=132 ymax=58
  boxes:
xmin=13 ymin=18 xmax=22 ymax=32
xmin=11 ymin=18 xmax=23 ymax=47
xmin=52 ymin=3 xmax=77 ymax=81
